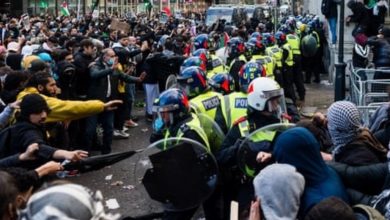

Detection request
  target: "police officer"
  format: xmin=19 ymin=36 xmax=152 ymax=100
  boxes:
xmin=177 ymin=66 xmax=229 ymax=137
xmin=227 ymin=37 xmax=247 ymax=91
xmin=150 ymin=88 xmax=213 ymax=219
xmin=180 ymin=56 xmax=207 ymax=72
xmin=275 ymin=30 xmax=296 ymax=103
xmin=217 ymin=77 xmax=285 ymax=217
xmin=209 ymin=73 xmax=235 ymax=96
xmin=264 ymin=32 xmax=284 ymax=86
xmin=193 ymin=48 xmax=226 ymax=78
xmin=303 ymin=21 xmax=321 ymax=83
xmin=248 ymin=37 xmax=275 ymax=79
xmin=285 ymin=22 xmax=306 ymax=105
xmin=193 ymin=33 xmax=209 ymax=50
xmin=224 ymin=61 xmax=265 ymax=129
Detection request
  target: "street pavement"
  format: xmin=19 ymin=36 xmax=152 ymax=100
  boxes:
xmin=71 ymin=77 xmax=335 ymax=218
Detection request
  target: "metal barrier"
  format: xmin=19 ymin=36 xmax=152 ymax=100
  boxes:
xmin=357 ymin=102 xmax=387 ymax=126
xmin=349 ymin=62 xmax=390 ymax=125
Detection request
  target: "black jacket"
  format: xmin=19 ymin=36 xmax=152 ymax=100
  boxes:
xmin=88 ymin=58 xmax=139 ymax=101
xmin=3 ymin=121 xmax=57 ymax=169
xmin=335 ymin=128 xmax=388 ymax=167
xmin=328 ymin=161 xmax=387 ymax=196
xmin=73 ymin=51 xmax=95 ymax=98
xmin=217 ymin=112 xmax=280 ymax=167
xmin=228 ymin=59 xmax=246 ymax=92
xmin=143 ymin=52 xmax=165 ymax=84
xmin=367 ymin=36 xmax=390 ymax=68
xmin=57 ymin=61 xmax=76 ymax=100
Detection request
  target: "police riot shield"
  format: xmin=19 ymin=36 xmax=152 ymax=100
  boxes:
xmin=197 ymin=113 xmax=226 ymax=152
xmin=136 ymin=137 xmax=218 ymax=211
xmin=237 ymin=123 xmax=295 ymax=177
xmin=165 ymin=74 xmax=178 ymax=90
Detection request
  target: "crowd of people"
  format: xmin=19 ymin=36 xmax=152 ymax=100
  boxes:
xmin=0 ymin=2 xmax=390 ymax=219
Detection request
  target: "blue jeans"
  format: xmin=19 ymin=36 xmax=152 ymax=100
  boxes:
xmin=85 ymin=110 xmax=114 ymax=154
xmin=328 ymin=17 xmax=337 ymax=44
xmin=126 ymin=83 xmax=135 ymax=119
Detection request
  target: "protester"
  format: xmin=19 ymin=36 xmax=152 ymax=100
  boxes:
xmin=272 ymin=127 xmax=349 ymax=218
xmin=251 ymin=163 xmax=305 ymax=220
xmin=327 ymin=101 xmax=387 ymax=165
xmin=19 ymin=183 xmax=121 ymax=220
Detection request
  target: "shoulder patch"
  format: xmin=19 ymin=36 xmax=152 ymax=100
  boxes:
xmin=180 ymin=123 xmax=190 ymax=133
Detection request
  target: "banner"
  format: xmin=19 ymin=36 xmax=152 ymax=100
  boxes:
xmin=110 ymin=19 xmax=131 ymax=34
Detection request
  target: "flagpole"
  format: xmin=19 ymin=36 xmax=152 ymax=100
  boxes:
xmin=56 ymin=0 xmax=59 ymax=17
xmin=77 ymin=0 xmax=81 ymax=19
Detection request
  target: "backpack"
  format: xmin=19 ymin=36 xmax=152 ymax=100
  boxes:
xmin=321 ymin=0 xmax=331 ymax=16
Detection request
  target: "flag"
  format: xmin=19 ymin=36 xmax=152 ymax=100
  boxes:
xmin=162 ymin=6 xmax=171 ymax=16
xmin=39 ymin=0 xmax=48 ymax=8
xmin=61 ymin=1 xmax=70 ymax=16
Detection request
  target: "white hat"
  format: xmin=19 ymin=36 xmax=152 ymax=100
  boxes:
xmin=21 ymin=45 xmax=33 ymax=56
xmin=7 ymin=42 xmax=20 ymax=52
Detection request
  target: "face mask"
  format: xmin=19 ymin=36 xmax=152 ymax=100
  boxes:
xmin=153 ymin=117 xmax=165 ymax=133
xmin=107 ymin=58 xmax=115 ymax=66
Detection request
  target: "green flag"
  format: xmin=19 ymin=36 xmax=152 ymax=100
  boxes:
xmin=61 ymin=1 xmax=71 ymax=16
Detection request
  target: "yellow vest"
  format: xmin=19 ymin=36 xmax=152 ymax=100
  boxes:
xmin=282 ymin=43 xmax=294 ymax=67
xmin=237 ymin=119 xmax=276 ymax=177
xmin=286 ymin=34 xmax=301 ymax=55
xmin=207 ymin=55 xmax=226 ymax=78
xmin=190 ymin=90 xmax=225 ymax=120
xmin=224 ymin=92 xmax=248 ymax=129
xmin=163 ymin=113 xmax=211 ymax=152
xmin=266 ymin=45 xmax=283 ymax=68
xmin=251 ymin=55 xmax=275 ymax=79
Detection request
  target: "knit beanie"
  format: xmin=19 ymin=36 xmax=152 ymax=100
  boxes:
xmin=327 ymin=101 xmax=361 ymax=154
xmin=19 ymin=94 xmax=50 ymax=119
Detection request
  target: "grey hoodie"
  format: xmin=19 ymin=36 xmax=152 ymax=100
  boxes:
xmin=253 ymin=163 xmax=305 ymax=220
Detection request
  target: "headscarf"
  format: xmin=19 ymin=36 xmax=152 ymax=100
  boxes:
xmin=273 ymin=127 xmax=349 ymax=216
xmin=19 ymin=183 xmax=120 ymax=220
xmin=253 ymin=163 xmax=305 ymax=220
xmin=327 ymin=101 xmax=361 ymax=155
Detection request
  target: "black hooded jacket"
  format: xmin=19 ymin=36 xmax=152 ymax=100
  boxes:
xmin=367 ymin=36 xmax=390 ymax=68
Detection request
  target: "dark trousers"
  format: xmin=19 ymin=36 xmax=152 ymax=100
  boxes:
xmin=114 ymin=93 xmax=127 ymax=130
xmin=283 ymin=66 xmax=297 ymax=103
xmin=126 ymin=83 xmax=135 ymax=120
xmin=85 ymin=110 xmax=114 ymax=154
xmin=293 ymin=55 xmax=306 ymax=101
xmin=305 ymin=52 xmax=321 ymax=83
xmin=274 ymin=67 xmax=284 ymax=87
xmin=163 ymin=207 xmax=197 ymax=220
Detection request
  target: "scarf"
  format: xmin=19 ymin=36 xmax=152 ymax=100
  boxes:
xmin=327 ymin=101 xmax=361 ymax=155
